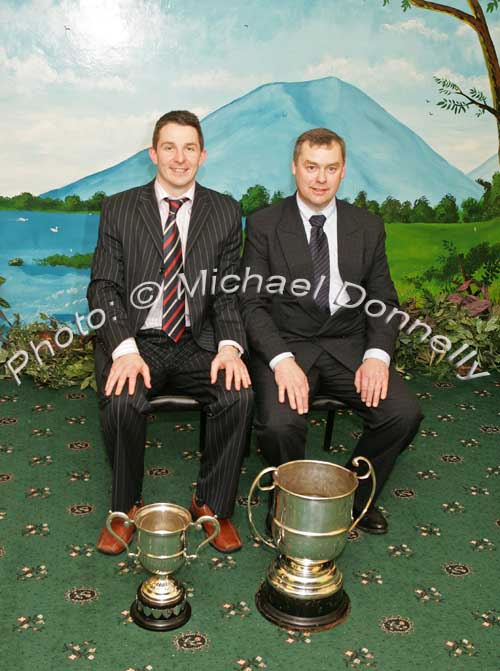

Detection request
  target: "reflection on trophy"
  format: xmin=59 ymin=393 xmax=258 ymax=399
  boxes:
xmin=106 ymin=502 xmax=220 ymax=631
xmin=248 ymin=457 xmax=375 ymax=632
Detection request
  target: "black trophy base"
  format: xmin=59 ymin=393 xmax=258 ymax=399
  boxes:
xmin=255 ymin=580 xmax=350 ymax=632
xmin=130 ymin=587 xmax=191 ymax=632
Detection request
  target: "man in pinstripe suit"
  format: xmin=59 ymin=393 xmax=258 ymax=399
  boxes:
xmin=88 ymin=110 xmax=253 ymax=555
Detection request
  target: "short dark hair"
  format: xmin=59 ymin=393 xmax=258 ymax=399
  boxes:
xmin=293 ymin=128 xmax=346 ymax=163
xmin=152 ymin=110 xmax=204 ymax=150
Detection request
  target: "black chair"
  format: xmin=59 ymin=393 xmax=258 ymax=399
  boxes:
xmin=310 ymin=396 xmax=349 ymax=452
xmin=148 ymin=394 xmax=347 ymax=453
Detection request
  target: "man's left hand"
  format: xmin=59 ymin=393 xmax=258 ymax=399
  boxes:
xmin=210 ymin=346 xmax=252 ymax=391
xmin=354 ymin=358 xmax=389 ymax=408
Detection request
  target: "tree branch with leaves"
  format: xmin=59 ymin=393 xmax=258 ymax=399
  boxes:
xmin=382 ymin=0 xmax=500 ymax=163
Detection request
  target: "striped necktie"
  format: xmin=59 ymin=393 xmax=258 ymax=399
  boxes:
xmin=309 ymin=214 xmax=330 ymax=311
xmin=162 ymin=197 xmax=188 ymax=342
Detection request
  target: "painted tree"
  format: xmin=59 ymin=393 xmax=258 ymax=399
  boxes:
xmin=383 ymin=1 xmax=500 ymax=164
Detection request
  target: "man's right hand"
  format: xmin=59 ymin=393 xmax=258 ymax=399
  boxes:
xmin=274 ymin=358 xmax=309 ymax=414
xmin=105 ymin=353 xmax=152 ymax=397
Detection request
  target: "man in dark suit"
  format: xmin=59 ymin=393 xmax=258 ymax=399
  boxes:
xmin=240 ymin=128 xmax=422 ymax=533
xmin=88 ymin=110 xmax=253 ymax=554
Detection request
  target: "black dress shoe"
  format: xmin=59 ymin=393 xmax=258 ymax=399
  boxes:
xmin=353 ymin=505 xmax=388 ymax=534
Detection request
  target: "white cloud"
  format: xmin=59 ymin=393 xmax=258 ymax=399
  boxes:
xmin=177 ymin=69 xmax=269 ymax=93
xmin=306 ymin=55 xmax=425 ymax=90
xmin=0 ymin=47 xmax=134 ymax=93
xmin=383 ymin=18 xmax=448 ymax=42
xmin=0 ymin=109 xmax=160 ymax=195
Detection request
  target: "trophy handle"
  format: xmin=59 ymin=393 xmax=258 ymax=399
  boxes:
xmin=247 ymin=466 xmax=278 ymax=550
xmin=105 ymin=511 xmax=138 ymax=559
xmin=185 ymin=515 xmax=221 ymax=560
xmin=348 ymin=456 xmax=377 ymax=532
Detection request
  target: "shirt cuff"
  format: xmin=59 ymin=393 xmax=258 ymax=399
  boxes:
xmin=218 ymin=340 xmax=243 ymax=357
xmin=269 ymin=352 xmax=294 ymax=371
xmin=363 ymin=348 xmax=390 ymax=367
xmin=112 ymin=337 xmax=139 ymax=361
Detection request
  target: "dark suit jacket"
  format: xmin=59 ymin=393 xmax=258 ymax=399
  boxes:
xmin=240 ymin=195 xmax=399 ymax=373
xmin=87 ymin=180 xmax=247 ymax=358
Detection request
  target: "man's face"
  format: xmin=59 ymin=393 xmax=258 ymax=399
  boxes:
xmin=292 ymin=141 xmax=346 ymax=211
xmin=149 ymin=122 xmax=206 ymax=195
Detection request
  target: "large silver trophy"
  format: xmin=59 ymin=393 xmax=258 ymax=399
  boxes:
xmin=106 ymin=502 xmax=219 ymax=631
xmin=248 ymin=457 xmax=375 ymax=631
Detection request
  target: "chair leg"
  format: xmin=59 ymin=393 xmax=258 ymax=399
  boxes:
xmin=323 ymin=410 xmax=335 ymax=452
xmin=244 ymin=410 xmax=254 ymax=457
xmin=199 ymin=411 xmax=207 ymax=453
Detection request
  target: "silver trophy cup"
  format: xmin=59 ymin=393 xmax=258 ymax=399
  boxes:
xmin=248 ymin=457 xmax=376 ymax=631
xmin=106 ymin=502 xmax=220 ymax=631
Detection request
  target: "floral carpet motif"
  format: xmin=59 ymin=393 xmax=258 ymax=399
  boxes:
xmin=0 ymin=374 xmax=499 ymax=670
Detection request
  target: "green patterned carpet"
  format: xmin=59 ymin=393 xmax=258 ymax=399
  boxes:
xmin=1 ymin=374 xmax=499 ymax=671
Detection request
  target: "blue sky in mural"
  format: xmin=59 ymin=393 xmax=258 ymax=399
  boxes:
xmin=0 ymin=0 xmax=498 ymax=195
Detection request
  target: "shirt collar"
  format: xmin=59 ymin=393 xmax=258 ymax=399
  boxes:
xmin=154 ymin=179 xmax=195 ymax=207
xmin=296 ymin=192 xmax=336 ymax=222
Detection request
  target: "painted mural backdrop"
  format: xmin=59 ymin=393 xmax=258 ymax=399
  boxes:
xmin=0 ymin=1 xmax=499 ymax=341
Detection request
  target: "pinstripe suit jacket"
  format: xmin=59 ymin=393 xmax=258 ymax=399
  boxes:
xmin=87 ymin=179 xmax=247 ymax=357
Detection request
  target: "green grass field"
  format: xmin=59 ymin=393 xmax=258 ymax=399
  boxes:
xmin=385 ymin=217 xmax=500 ymax=303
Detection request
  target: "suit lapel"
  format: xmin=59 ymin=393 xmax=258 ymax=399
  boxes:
xmin=277 ymin=196 xmax=314 ymax=284
xmin=137 ymin=180 xmax=163 ymax=259
xmin=336 ymin=199 xmax=363 ymax=285
xmin=185 ymin=183 xmax=211 ymax=260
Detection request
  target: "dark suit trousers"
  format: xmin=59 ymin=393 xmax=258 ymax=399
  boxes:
xmin=95 ymin=330 xmax=253 ymax=517
xmin=251 ymin=351 xmax=423 ymax=509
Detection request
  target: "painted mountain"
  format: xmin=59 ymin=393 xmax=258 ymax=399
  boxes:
xmin=42 ymin=77 xmax=482 ymax=204
xmin=468 ymin=154 xmax=499 ymax=182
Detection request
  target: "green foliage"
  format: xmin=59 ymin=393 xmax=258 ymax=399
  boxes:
xmin=353 ymin=190 xmax=368 ymax=209
xmin=410 ymin=196 xmax=434 ymax=223
xmin=435 ymin=193 xmax=459 ymax=223
xmin=461 ymin=197 xmax=483 ymax=223
xmin=0 ymin=190 xmax=107 ymax=212
xmin=271 ymin=190 xmax=284 ymax=205
xmin=380 ymin=196 xmax=402 ymax=223
xmin=435 ymin=76 xmax=488 ymax=117
xmin=400 ymin=200 xmax=412 ymax=223
xmin=0 ymin=314 xmax=96 ymax=390
xmin=395 ymin=295 xmax=500 ymax=377
xmin=405 ymin=239 xmax=500 ymax=294
xmin=240 ymin=184 xmax=270 ymax=217
xmin=0 ymin=276 xmax=10 ymax=310
xmin=36 ymin=253 xmax=93 ymax=269
xmin=383 ymin=0 xmax=498 ymax=12
xmin=482 ymin=172 xmax=500 ymax=219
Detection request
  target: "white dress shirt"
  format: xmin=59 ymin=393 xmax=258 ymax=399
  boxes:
xmin=269 ymin=193 xmax=390 ymax=370
xmin=112 ymin=179 xmax=242 ymax=360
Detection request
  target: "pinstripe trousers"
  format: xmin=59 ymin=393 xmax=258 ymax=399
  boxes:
xmin=95 ymin=330 xmax=253 ymax=517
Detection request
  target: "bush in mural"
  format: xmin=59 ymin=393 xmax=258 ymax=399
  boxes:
xmin=0 ymin=314 xmax=96 ymax=390
xmin=395 ymin=294 xmax=500 ymax=379
xmin=0 ymin=191 xmax=106 ymax=212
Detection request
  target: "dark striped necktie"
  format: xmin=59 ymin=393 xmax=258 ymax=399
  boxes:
xmin=309 ymin=214 xmax=330 ymax=311
xmin=162 ymin=197 xmax=189 ymax=342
